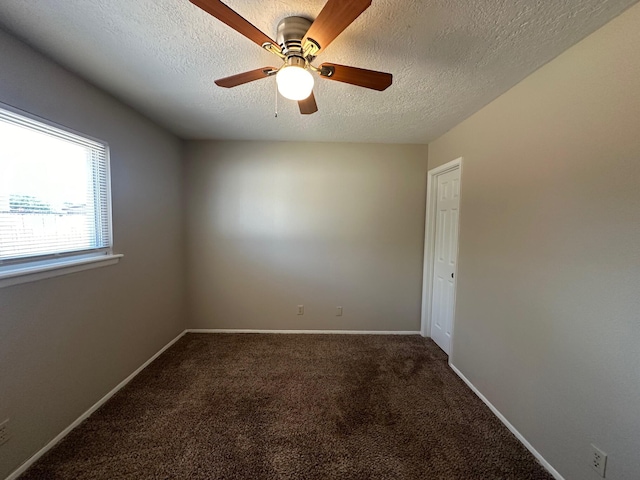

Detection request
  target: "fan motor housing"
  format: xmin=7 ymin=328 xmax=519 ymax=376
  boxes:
xmin=277 ymin=16 xmax=312 ymax=55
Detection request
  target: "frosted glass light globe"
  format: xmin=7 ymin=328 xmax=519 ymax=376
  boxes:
xmin=276 ymin=66 xmax=314 ymax=101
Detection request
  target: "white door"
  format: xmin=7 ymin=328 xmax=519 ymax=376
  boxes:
xmin=430 ymin=167 xmax=460 ymax=355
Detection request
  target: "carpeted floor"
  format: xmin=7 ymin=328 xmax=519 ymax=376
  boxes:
xmin=21 ymin=334 xmax=553 ymax=479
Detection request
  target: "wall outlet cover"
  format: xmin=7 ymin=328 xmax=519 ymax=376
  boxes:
xmin=0 ymin=419 xmax=10 ymax=446
xmin=590 ymin=444 xmax=607 ymax=477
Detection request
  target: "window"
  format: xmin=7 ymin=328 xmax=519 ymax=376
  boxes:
xmin=0 ymin=104 xmax=120 ymax=287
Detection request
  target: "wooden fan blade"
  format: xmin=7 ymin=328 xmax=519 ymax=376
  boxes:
xmin=302 ymin=0 xmax=371 ymax=55
xmin=215 ymin=67 xmax=276 ymax=88
xmin=190 ymin=0 xmax=278 ymax=49
xmin=319 ymin=63 xmax=392 ymax=91
xmin=298 ymin=92 xmax=318 ymax=115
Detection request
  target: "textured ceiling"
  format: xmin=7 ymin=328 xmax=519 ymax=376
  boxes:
xmin=0 ymin=0 xmax=637 ymax=143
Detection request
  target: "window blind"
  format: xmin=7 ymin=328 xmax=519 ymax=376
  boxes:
xmin=0 ymin=106 xmax=111 ymax=265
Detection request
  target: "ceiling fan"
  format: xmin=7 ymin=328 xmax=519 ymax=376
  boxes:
xmin=189 ymin=0 xmax=393 ymax=115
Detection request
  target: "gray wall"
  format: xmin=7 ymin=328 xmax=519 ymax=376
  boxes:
xmin=0 ymin=30 xmax=186 ymax=478
xmin=185 ymin=141 xmax=429 ymax=331
xmin=428 ymin=4 xmax=640 ymax=479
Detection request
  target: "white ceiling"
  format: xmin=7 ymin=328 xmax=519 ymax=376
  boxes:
xmin=0 ymin=0 xmax=637 ymax=143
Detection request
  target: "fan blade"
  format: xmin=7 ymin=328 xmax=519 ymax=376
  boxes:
xmin=302 ymin=0 xmax=371 ymax=55
xmin=190 ymin=0 xmax=278 ymax=49
xmin=319 ymin=63 xmax=392 ymax=91
xmin=298 ymin=92 xmax=318 ymax=115
xmin=215 ymin=67 xmax=276 ymax=88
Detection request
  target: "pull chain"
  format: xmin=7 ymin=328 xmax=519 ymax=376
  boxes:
xmin=274 ymin=81 xmax=278 ymax=118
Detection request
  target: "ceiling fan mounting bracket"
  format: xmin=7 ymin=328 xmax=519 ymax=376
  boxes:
xmin=262 ymin=42 xmax=285 ymax=59
xmin=303 ymin=39 xmax=320 ymax=60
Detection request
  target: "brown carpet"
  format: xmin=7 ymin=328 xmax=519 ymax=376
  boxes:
xmin=21 ymin=333 xmax=553 ymax=479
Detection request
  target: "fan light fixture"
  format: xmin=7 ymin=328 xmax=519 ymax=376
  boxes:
xmin=276 ymin=65 xmax=314 ymax=101
xmin=199 ymin=1 xmax=394 ymax=115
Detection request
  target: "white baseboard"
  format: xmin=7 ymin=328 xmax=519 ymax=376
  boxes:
xmin=185 ymin=329 xmax=421 ymax=335
xmin=5 ymin=330 xmax=186 ymax=480
xmin=448 ymin=363 xmax=564 ymax=480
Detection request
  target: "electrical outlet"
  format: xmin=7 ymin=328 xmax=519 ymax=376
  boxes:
xmin=336 ymin=306 xmax=343 ymax=316
xmin=590 ymin=444 xmax=607 ymax=477
xmin=0 ymin=419 xmax=10 ymax=447
xmin=297 ymin=305 xmax=304 ymax=315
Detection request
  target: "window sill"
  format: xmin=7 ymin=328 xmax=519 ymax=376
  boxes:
xmin=0 ymin=253 xmax=123 ymax=289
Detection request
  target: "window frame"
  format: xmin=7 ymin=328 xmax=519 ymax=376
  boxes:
xmin=0 ymin=102 xmax=122 ymax=288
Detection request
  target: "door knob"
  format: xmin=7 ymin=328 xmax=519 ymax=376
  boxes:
xmin=451 ymin=273 xmax=454 ymax=278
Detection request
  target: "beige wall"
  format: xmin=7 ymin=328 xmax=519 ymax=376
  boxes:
xmin=185 ymin=141 xmax=429 ymax=331
xmin=0 ymin=30 xmax=186 ymax=478
xmin=3 ymin=1 xmax=640 ymax=478
xmin=429 ymin=4 xmax=640 ymax=479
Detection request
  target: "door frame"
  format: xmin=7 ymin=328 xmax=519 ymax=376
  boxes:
xmin=421 ymin=157 xmax=463 ymax=357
